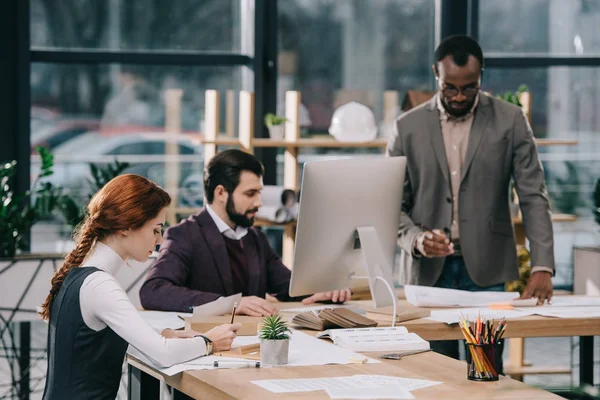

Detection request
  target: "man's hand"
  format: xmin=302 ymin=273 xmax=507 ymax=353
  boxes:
xmin=415 ymin=229 xmax=454 ymax=258
xmin=204 ymin=323 xmax=242 ymax=352
xmin=519 ymin=270 xmax=553 ymax=305
xmin=236 ymin=296 xmax=278 ymax=316
xmin=302 ymin=289 xmax=352 ymax=305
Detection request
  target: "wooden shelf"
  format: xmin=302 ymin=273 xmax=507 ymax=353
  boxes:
xmin=504 ymin=365 xmax=572 ymax=376
xmin=513 ymin=213 xmax=577 ymax=224
xmin=253 ymin=137 xmax=388 ymax=148
xmin=535 ymin=139 xmax=578 ymax=146
xmin=202 ymin=135 xmax=388 ymax=148
xmin=201 ymin=136 xmax=577 ymax=148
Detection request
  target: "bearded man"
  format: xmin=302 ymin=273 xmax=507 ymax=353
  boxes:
xmin=140 ymin=149 xmax=351 ymax=315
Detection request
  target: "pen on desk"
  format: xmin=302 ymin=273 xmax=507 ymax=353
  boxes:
xmin=230 ymin=302 xmax=238 ymax=324
xmin=379 ymin=349 xmax=432 ymax=360
xmin=213 ymin=360 xmax=261 ymax=368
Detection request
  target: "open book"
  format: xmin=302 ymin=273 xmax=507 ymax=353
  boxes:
xmin=292 ymin=308 xmax=378 ymax=331
xmin=316 ymin=327 xmax=430 ymax=352
xmin=365 ymin=306 xmax=430 ymax=323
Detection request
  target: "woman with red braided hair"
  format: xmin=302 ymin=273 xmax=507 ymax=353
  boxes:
xmin=39 ymin=174 xmax=241 ymax=400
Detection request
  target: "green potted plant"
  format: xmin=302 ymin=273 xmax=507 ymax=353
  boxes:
xmin=496 ymin=84 xmax=528 ymax=107
xmin=259 ymin=314 xmax=291 ymax=365
xmin=264 ymin=113 xmax=287 ymax=140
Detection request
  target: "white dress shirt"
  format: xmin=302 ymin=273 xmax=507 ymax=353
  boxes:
xmin=205 ymin=203 xmax=248 ymax=240
xmin=79 ymin=241 xmax=208 ymax=367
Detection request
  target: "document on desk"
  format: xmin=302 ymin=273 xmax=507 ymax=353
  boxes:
xmin=404 ymin=285 xmax=518 ymax=307
xmin=252 ymin=374 xmax=439 ymax=397
xmin=544 ymin=296 xmax=600 ymax=307
xmin=128 ymin=330 xmax=378 ymax=376
xmin=192 ymin=293 xmax=242 ymax=317
xmin=326 ymin=384 xmax=414 ymax=399
xmin=519 ymin=306 xmax=600 ymax=318
xmin=139 ymin=310 xmax=186 ymax=331
xmin=428 ymin=308 xmax=537 ymax=325
xmin=351 ymin=375 xmax=442 ymax=391
xmin=316 ymin=327 xmax=429 ymax=352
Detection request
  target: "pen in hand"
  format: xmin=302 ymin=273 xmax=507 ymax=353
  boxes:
xmin=230 ymin=302 xmax=238 ymax=324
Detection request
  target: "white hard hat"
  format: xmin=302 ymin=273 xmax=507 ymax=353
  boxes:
xmin=328 ymin=101 xmax=377 ymax=142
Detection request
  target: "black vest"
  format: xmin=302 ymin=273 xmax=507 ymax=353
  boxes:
xmin=43 ymin=267 xmax=128 ymax=400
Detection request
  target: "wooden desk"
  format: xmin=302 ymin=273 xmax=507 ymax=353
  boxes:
xmin=128 ymin=300 xmax=598 ymax=399
xmin=278 ymin=300 xmax=599 ymax=387
xmin=127 ymin=349 xmax=563 ymax=400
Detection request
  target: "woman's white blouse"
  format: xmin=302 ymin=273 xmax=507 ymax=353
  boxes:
xmin=78 ymin=241 xmax=207 ymax=367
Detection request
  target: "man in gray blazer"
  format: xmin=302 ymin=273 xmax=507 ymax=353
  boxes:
xmin=387 ymin=35 xmax=554 ymax=360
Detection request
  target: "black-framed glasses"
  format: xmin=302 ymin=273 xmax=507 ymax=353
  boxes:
xmin=437 ymin=78 xmax=480 ymax=98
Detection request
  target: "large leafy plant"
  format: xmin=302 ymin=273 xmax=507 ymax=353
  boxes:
xmin=0 ymin=147 xmax=131 ymax=257
xmin=0 ymin=147 xmax=67 ymax=257
xmin=259 ymin=315 xmax=291 ymax=341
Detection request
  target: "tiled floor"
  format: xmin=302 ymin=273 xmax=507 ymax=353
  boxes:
xmin=1 ymin=321 xmax=598 ymax=399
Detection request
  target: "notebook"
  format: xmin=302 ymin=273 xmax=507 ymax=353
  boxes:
xmin=365 ymin=306 xmax=430 ymax=324
xmin=316 ymin=327 xmax=430 ymax=352
xmin=291 ymin=308 xmax=378 ymax=330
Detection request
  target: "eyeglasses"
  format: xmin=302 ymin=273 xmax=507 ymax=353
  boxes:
xmin=437 ymin=78 xmax=480 ymax=98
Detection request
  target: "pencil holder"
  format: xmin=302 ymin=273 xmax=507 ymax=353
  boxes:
xmin=464 ymin=341 xmax=502 ymax=381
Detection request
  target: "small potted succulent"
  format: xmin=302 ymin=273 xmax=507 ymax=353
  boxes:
xmin=264 ymin=113 xmax=287 ymax=140
xmin=259 ymin=315 xmax=291 ymax=365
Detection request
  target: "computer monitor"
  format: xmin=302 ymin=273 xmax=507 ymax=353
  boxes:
xmin=289 ymin=156 xmax=407 ymax=310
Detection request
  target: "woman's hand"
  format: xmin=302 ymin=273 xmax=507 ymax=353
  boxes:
xmin=204 ymin=323 xmax=242 ymax=352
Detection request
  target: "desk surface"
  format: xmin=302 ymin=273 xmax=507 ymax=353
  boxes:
xmin=128 ymin=350 xmax=562 ymax=400
xmin=127 ymin=298 xmax=600 ymax=399
xmin=279 ymin=300 xmax=600 ymax=341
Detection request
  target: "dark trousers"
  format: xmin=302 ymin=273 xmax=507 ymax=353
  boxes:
xmin=431 ymin=255 xmax=505 ymax=373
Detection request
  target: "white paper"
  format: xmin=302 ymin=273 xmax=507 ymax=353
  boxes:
xmin=326 ymin=384 xmax=415 ymax=399
xmin=192 ymin=293 xmax=242 ymax=318
xmin=404 ymin=285 xmax=518 ymax=308
xmin=316 ymin=327 xmax=429 ymax=352
xmin=252 ymin=376 xmax=371 ymax=394
xmin=317 ymin=327 xmax=409 ymax=339
xmin=128 ymin=330 xmax=378 ymax=376
xmin=546 ymin=296 xmax=600 ymax=307
xmin=280 ymin=304 xmax=353 ymax=313
xmin=252 ymin=375 xmax=439 ymax=397
xmin=519 ymin=306 xmax=600 ymax=318
xmin=427 ymin=308 xmax=537 ymax=325
xmin=351 ymin=375 xmax=442 ymax=391
xmin=139 ymin=310 xmax=185 ymax=331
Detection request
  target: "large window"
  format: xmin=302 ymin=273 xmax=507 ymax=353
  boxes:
xmin=480 ymin=0 xmax=600 ymax=56
xmin=31 ymin=0 xmax=248 ymax=52
xmin=28 ymin=1 xmax=254 ymax=254
xmin=278 ymin=0 xmax=436 ymax=133
xmin=480 ymin=0 xmax=600 ymax=288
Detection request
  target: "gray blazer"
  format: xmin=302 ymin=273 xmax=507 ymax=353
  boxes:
xmin=387 ymin=93 xmax=554 ymax=287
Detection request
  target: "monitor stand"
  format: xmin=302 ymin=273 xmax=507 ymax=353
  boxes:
xmin=351 ymin=226 xmax=398 ymax=327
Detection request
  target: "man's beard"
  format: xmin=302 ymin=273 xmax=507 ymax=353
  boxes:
xmin=226 ymin=195 xmax=258 ymax=228
xmin=443 ymin=98 xmax=475 ymax=118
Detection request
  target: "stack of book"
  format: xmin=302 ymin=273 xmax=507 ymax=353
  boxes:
xmin=291 ymin=308 xmax=378 ymax=330
xmin=365 ymin=305 xmax=430 ymax=324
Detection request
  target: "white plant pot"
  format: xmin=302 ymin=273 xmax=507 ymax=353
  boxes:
xmin=268 ymin=125 xmax=285 ymax=140
xmin=260 ymin=338 xmax=290 ymax=365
